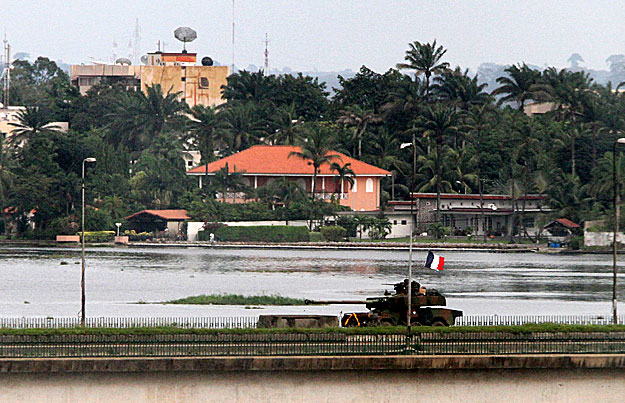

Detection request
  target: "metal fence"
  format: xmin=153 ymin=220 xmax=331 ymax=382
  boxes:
xmin=0 ymin=316 xmax=258 ymax=329
xmin=456 ymin=315 xmax=625 ymax=326
xmin=1 ymin=332 xmax=625 ymax=358
xmin=0 ymin=315 xmax=624 ymax=329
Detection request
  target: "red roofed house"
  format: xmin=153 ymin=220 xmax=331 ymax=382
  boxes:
xmin=125 ymin=209 xmax=190 ymax=235
xmin=543 ymin=218 xmax=580 ymax=245
xmin=186 ymin=145 xmax=391 ymax=211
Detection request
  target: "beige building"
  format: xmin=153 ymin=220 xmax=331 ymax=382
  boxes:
xmin=70 ymin=52 xmax=229 ymax=108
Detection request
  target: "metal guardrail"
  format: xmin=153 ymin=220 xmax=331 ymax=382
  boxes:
xmin=0 ymin=332 xmax=625 ymax=358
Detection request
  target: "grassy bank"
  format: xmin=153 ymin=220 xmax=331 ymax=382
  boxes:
xmin=2 ymin=323 xmax=625 ymax=336
xmin=163 ymin=294 xmax=307 ymax=306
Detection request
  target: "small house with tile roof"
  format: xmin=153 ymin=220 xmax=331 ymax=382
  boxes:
xmin=186 ymin=145 xmax=391 ymax=211
xmin=125 ymin=209 xmax=190 ymax=234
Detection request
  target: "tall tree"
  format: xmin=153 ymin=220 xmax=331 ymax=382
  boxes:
xmin=188 ymin=105 xmax=228 ymax=194
xmin=330 ymin=162 xmax=355 ymax=200
xmin=336 ymin=105 xmax=382 ymax=158
xmin=396 ymin=40 xmax=450 ymax=99
xmin=289 ymin=125 xmax=340 ymax=198
xmin=418 ymin=104 xmax=459 ymax=222
xmin=8 ymin=105 xmax=60 ymax=148
xmin=492 ymin=63 xmax=543 ymax=113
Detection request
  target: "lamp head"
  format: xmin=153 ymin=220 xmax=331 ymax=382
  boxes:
xmin=617 ymin=138 xmax=625 ymax=144
xmin=84 ymin=157 xmax=97 ymax=163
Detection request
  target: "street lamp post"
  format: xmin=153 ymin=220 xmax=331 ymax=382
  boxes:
xmin=401 ymin=133 xmax=416 ymax=334
xmin=613 ymin=139 xmax=625 ymax=324
xmin=81 ymin=157 xmax=96 ymax=327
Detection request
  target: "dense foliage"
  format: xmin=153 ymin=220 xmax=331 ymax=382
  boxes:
xmin=3 ymin=41 xmax=625 ymax=238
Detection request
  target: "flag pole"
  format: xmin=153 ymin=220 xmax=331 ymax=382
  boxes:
xmin=407 ymin=131 xmax=416 ymax=336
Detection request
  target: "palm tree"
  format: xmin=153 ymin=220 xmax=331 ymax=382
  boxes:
xmin=109 ymin=84 xmax=186 ymax=156
xmin=433 ymin=67 xmax=491 ymax=110
xmin=382 ymin=74 xmax=427 ymax=119
xmin=396 ymin=40 xmax=450 ymax=99
xmin=268 ymin=103 xmax=302 ymax=145
xmin=288 ymin=125 xmax=341 ymax=199
xmin=336 ymin=105 xmax=382 ymax=158
xmin=221 ymin=103 xmax=267 ymax=154
xmin=418 ymin=104 xmax=459 ymax=222
xmin=8 ymin=105 xmax=59 ymax=147
xmin=464 ymin=104 xmax=495 ymax=240
xmin=212 ymin=162 xmax=247 ymax=203
xmin=330 ymin=162 xmax=355 ymax=200
xmin=491 ymin=63 xmax=543 ymax=113
xmin=221 ymin=70 xmax=276 ymax=103
xmin=188 ymin=105 xmax=228 ymax=194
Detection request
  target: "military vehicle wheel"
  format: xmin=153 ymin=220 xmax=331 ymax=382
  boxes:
xmin=379 ymin=319 xmax=395 ymax=326
xmin=412 ymin=321 xmax=424 ymax=327
xmin=431 ymin=319 xmax=447 ymax=327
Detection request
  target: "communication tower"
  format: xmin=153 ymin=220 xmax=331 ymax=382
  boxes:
xmin=263 ymin=33 xmax=269 ymax=74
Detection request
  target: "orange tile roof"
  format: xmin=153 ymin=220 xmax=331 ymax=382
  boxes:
xmin=186 ymin=145 xmax=391 ymax=176
xmin=556 ymin=218 xmax=580 ymax=229
xmin=125 ymin=209 xmax=190 ymax=221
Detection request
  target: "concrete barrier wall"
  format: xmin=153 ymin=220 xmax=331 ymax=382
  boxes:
xmin=1 ymin=355 xmax=625 ymax=402
xmin=0 ymin=368 xmax=624 ymax=403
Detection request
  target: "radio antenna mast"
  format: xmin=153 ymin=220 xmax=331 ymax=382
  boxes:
xmin=2 ymin=35 xmax=10 ymax=108
xmin=263 ymin=33 xmax=269 ymax=74
xmin=232 ymin=0 xmax=235 ymax=73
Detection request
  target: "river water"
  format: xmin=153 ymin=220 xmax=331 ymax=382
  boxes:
xmin=0 ymin=246 xmax=622 ymax=318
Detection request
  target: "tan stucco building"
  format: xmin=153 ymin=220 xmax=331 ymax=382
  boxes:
xmin=70 ymin=52 xmax=229 ymax=108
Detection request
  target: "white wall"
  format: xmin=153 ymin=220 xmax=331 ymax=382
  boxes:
xmin=584 ymin=231 xmax=625 ymax=247
xmin=187 ymin=220 xmax=309 ymax=242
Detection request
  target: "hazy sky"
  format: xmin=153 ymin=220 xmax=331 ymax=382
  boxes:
xmin=2 ymin=1 xmax=624 ymax=72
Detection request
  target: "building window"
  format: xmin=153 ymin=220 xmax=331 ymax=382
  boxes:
xmin=523 ymin=217 xmax=535 ymax=228
xmin=365 ymin=178 xmax=374 ymax=193
xmin=401 ymin=220 xmax=407 ymax=225
xmin=199 ymin=77 xmax=210 ymax=89
xmin=187 ymin=161 xmax=193 ymax=167
xmin=393 ymin=220 xmax=397 ymax=225
xmin=352 ymin=178 xmax=357 ymax=192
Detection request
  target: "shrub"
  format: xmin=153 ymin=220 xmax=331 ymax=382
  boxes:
xmin=77 ymin=231 xmax=115 ymax=243
xmin=309 ymin=232 xmax=323 ymax=242
xmin=215 ymin=226 xmax=309 ymax=242
xmin=321 ymin=226 xmax=347 ymax=242
xmin=569 ymin=236 xmax=583 ymax=250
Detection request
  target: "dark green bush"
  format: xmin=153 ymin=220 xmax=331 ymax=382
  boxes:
xmin=569 ymin=236 xmax=583 ymax=250
xmin=309 ymin=232 xmax=323 ymax=242
xmin=215 ymin=225 xmax=309 ymax=242
xmin=320 ymin=225 xmax=347 ymax=241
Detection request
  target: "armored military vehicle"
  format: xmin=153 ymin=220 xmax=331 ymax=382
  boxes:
xmin=305 ymin=279 xmax=462 ymax=327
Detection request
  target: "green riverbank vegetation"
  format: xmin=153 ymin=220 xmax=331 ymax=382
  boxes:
xmin=163 ymin=294 xmax=307 ymax=306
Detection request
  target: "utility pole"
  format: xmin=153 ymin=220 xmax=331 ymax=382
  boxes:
xmin=263 ymin=33 xmax=269 ymax=74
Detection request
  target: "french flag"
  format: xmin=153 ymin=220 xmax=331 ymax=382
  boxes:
xmin=425 ymin=251 xmax=445 ymax=271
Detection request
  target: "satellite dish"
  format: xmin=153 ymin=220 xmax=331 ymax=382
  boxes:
xmin=201 ymin=56 xmax=213 ymax=66
xmin=174 ymin=27 xmax=197 ymax=52
xmin=140 ymin=55 xmax=148 ymax=65
xmin=115 ymin=57 xmax=132 ymax=65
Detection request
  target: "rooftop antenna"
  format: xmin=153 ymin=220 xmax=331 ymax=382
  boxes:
xmin=2 ymin=35 xmax=10 ymax=108
xmin=174 ymin=27 xmax=197 ymax=53
xmin=132 ymin=18 xmax=141 ymax=64
xmin=263 ymin=33 xmax=269 ymax=74
xmin=232 ymin=0 xmax=235 ymax=73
